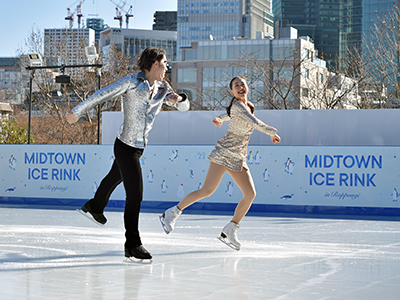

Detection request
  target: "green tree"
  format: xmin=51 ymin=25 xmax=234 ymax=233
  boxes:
xmin=0 ymin=118 xmax=33 ymax=144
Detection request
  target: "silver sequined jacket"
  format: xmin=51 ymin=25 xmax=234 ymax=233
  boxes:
xmin=72 ymin=71 xmax=190 ymax=149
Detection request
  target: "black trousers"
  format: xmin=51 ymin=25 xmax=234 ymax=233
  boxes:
xmin=88 ymin=138 xmax=144 ymax=248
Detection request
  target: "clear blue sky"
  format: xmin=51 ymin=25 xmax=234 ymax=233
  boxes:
xmin=0 ymin=0 xmax=177 ymax=57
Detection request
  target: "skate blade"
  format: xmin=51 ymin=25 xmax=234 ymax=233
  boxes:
xmin=124 ymin=257 xmax=153 ymax=264
xmin=159 ymin=215 xmax=171 ymax=234
xmin=217 ymin=236 xmax=240 ymax=251
xmin=76 ymin=209 xmax=104 ymax=227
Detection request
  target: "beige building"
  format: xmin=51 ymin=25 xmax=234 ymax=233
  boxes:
xmin=44 ymin=28 xmax=96 ymax=77
xmin=171 ymin=28 xmax=336 ymax=110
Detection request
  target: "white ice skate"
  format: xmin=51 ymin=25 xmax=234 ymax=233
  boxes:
xmin=218 ymin=221 xmax=241 ymax=251
xmin=159 ymin=205 xmax=182 ymax=234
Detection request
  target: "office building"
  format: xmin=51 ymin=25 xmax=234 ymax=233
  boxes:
xmin=44 ymin=28 xmax=96 ymax=77
xmin=273 ymin=0 xmax=340 ymax=68
xmin=86 ymin=18 xmax=108 ymax=46
xmin=177 ymin=0 xmax=274 ymax=60
xmin=339 ymin=0 xmax=362 ymax=71
xmin=361 ymin=0 xmax=399 ymax=98
xmin=153 ymin=11 xmax=177 ymax=31
xmin=99 ymin=28 xmax=177 ymax=63
xmin=170 ymin=29 xmax=348 ymax=110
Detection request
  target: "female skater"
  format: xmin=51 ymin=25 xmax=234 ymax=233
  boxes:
xmin=160 ymin=76 xmax=280 ymax=250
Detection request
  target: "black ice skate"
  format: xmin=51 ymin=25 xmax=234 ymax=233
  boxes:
xmin=217 ymin=221 xmax=241 ymax=251
xmin=77 ymin=202 xmax=107 ymax=226
xmin=124 ymin=245 xmax=153 ymax=264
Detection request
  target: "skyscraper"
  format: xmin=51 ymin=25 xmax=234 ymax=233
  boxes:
xmin=176 ymin=0 xmax=274 ymax=60
xmin=273 ymin=0 xmax=340 ymax=68
xmin=153 ymin=11 xmax=177 ymax=31
xmin=339 ymin=0 xmax=362 ymax=71
xmin=86 ymin=18 xmax=108 ymax=46
xmin=362 ymin=0 xmax=400 ymax=98
xmin=362 ymin=0 xmax=398 ymax=48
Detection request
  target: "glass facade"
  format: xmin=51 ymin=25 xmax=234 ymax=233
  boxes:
xmin=100 ymin=29 xmax=177 ymax=63
xmin=86 ymin=18 xmax=106 ymax=44
xmin=273 ymin=0 xmax=340 ymax=68
xmin=177 ymin=68 xmax=197 ymax=82
xmin=362 ymin=0 xmax=399 ymax=97
xmin=362 ymin=0 xmax=397 ymax=35
xmin=183 ymin=40 xmax=299 ymax=62
xmin=123 ymin=37 xmax=176 ymax=62
xmin=177 ymin=0 xmax=273 ymax=60
xmin=177 ymin=38 xmax=325 ymax=109
xmin=339 ymin=0 xmax=362 ymax=71
xmin=362 ymin=0 xmax=398 ymax=42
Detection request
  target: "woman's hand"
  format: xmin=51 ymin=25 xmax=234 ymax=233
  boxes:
xmin=66 ymin=112 xmax=78 ymax=124
xmin=271 ymin=134 xmax=281 ymax=144
xmin=212 ymin=118 xmax=222 ymax=127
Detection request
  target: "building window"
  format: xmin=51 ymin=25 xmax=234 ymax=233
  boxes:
xmin=302 ymin=67 xmax=309 ymax=79
xmin=177 ymin=68 xmax=197 ymax=82
xmin=302 ymin=88 xmax=309 ymax=98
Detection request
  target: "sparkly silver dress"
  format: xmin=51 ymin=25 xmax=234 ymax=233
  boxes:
xmin=208 ymin=100 xmax=277 ymax=172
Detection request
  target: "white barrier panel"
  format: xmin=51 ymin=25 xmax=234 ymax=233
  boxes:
xmin=1 ymin=144 xmax=400 ymax=216
xmin=102 ymin=109 xmax=400 ymax=146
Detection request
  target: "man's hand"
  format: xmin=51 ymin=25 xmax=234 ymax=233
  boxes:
xmin=66 ymin=112 xmax=78 ymax=124
xmin=167 ymin=93 xmax=183 ymax=104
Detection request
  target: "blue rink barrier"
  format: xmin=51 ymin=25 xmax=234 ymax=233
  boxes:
xmin=1 ymin=197 xmax=400 ymax=218
xmin=2 ymin=144 xmax=400 ymax=217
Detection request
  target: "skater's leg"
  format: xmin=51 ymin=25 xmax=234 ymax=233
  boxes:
xmin=217 ymin=169 xmax=255 ymax=251
xmin=227 ymin=168 xmax=256 ymax=224
xmin=80 ymin=141 xmax=123 ymax=225
xmin=113 ymin=138 xmax=145 ymax=250
xmin=177 ymin=162 xmax=227 ymax=210
xmin=87 ymin=159 xmax=122 ymax=213
xmin=160 ymin=162 xmax=227 ymax=233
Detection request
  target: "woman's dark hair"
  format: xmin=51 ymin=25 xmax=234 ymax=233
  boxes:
xmin=138 ymin=47 xmax=167 ymax=71
xmin=226 ymin=76 xmax=254 ymax=116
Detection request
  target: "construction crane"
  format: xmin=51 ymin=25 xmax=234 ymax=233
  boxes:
xmin=65 ymin=0 xmax=86 ymax=29
xmin=114 ymin=8 xmax=123 ymax=28
xmin=110 ymin=0 xmax=133 ymax=29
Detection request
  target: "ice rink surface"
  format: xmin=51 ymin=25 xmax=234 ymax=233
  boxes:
xmin=1 ymin=206 xmax=400 ymax=300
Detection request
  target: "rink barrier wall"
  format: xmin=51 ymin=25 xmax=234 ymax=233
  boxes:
xmin=2 ymin=144 xmax=400 ymax=217
xmin=1 ymin=197 xmax=400 ymax=217
xmin=103 ymin=109 xmax=400 ymax=146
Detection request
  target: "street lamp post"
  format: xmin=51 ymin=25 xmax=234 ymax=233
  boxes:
xmin=97 ymin=68 xmax=101 ymax=144
xmin=25 ymin=62 xmax=103 ymax=145
xmin=27 ymin=69 xmax=35 ymax=144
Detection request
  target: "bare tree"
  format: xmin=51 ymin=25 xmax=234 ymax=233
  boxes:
xmin=194 ymin=46 xmax=359 ymax=111
xmin=359 ymin=6 xmax=400 ymax=107
xmin=15 ymin=28 xmax=132 ymax=144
